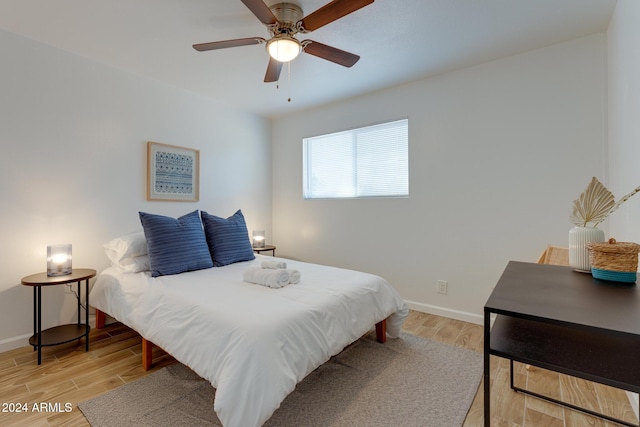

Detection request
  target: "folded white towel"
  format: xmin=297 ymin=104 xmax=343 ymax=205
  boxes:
xmin=261 ymin=260 xmax=287 ymax=269
xmin=287 ymin=269 xmax=301 ymax=284
xmin=243 ymin=267 xmax=290 ymax=289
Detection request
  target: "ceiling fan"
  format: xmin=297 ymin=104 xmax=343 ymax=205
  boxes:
xmin=193 ymin=0 xmax=374 ymax=83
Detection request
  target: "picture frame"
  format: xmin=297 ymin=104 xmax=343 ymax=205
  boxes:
xmin=147 ymin=141 xmax=200 ymax=202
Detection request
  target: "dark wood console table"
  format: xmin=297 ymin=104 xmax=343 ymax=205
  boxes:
xmin=484 ymin=261 xmax=640 ymax=426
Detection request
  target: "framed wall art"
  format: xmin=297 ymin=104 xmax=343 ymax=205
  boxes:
xmin=147 ymin=141 xmax=200 ymax=202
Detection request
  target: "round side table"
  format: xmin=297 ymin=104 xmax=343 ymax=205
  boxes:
xmin=21 ymin=268 xmax=96 ymax=365
xmin=253 ymin=245 xmax=276 ymax=256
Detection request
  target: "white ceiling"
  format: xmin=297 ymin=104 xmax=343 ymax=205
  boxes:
xmin=0 ymin=0 xmax=616 ymax=118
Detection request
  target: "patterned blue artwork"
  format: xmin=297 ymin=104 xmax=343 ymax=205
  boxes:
xmin=154 ymin=151 xmax=194 ymax=194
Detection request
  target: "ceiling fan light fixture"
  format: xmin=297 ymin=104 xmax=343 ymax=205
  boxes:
xmin=267 ymin=36 xmax=301 ymax=62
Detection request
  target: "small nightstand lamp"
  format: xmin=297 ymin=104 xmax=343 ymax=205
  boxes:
xmin=252 ymin=230 xmax=265 ymax=248
xmin=47 ymin=244 xmax=72 ymax=277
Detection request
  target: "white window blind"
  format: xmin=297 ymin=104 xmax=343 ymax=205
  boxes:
xmin=303 ymin=119 xmax=408 ymax=199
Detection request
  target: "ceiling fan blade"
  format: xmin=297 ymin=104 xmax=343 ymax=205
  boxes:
xmin=264 ymin=57 xmax=283 ymax=82
xmin=302 ymin=40 xmax=360 ymax=67
xmin=298 ymin=0 xmax=374 ymax=32
xmin=240 ymin=0 xmax=278 ymax=25
xmin=193 ymin=37 xmax=265 ymax=52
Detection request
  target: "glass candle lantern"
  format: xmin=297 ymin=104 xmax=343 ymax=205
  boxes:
xmin=252 ymin=230 xmax=266 ymax=248
xmin=47 ymin=244 xmax=72 ymax=276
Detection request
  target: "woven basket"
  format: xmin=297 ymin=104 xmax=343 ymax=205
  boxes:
xmin=586 ymin=238 xmax=640 ymax=283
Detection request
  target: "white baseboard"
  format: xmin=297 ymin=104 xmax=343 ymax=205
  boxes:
xmin=0 ymin=333 xmax=32 ymax=353
xmin=0 ymin=314 xmax=98 ymax=355
xmin=405 ymin=300 xmax=483 ymax=325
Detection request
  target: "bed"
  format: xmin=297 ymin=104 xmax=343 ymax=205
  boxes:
xmin=90 ymin=252 xmax=408 ymax=427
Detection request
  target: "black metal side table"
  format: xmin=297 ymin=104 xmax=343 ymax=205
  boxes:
xmin=21 ymin=268 xmax=96 ymax=364
xmin=484 ymin=261 xmax=640 ymax=427
xmin=253 ymin=245 xmax=276 ymax=256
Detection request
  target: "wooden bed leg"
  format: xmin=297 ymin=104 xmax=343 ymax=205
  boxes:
xmin=375 ymin=319 xmax=387 ymax=343
xmin=142 ymin=338 xmax=153 ymax=371
xmin=95 ymin=309 xmax=106 ymax=329
xmin=95 ymin=308 xmax=154 ymax=370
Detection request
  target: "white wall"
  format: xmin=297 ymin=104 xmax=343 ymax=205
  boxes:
xmin=607 ymin=0 xmax=640 ymax=416
xmin=0 ymin=30 xmax=272 ymax=351
xmin=608 ymin=0 xmax=640 ymax=243
xmin=272 ymin=34 xmax=608 ymax=323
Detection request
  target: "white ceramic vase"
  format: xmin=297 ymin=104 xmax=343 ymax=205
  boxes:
xmin=569 ymin=226 xmax=605 ymax=271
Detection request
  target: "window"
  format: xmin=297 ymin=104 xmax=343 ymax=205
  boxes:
xmin=303 ymin=119 xmax=408 ymax=199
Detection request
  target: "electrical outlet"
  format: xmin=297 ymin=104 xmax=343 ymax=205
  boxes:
xmin=437 ymin=280 xmax=448 ymax=295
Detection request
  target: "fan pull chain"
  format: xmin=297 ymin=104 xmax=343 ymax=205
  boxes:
xmin=287 ymin=61 xmax=292 ymax=102
xmin=273 ymin=62 xmax=292 ymax=102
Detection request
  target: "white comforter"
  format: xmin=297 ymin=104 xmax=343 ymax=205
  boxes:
xmin=89 ymin=255 xmax=409 ymax=427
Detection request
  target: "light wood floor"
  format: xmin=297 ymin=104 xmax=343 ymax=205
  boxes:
xmin=402 ymin=311 xmax=638 ymax=427
xmin=0 ymin=311 xmax=636 ymax=426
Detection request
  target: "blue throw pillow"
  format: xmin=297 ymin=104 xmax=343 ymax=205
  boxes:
xmin=139 ymin=210 xmax=213 ymax=277
xmin=201 ymin=210 xmax=255 ymax=267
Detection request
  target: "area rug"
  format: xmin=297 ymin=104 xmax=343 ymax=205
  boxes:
xmin=79 ymin=332 xmax=482 ymax=427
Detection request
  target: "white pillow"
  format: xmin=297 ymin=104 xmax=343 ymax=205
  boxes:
xmin=104 ymin=231 xmax=148 ymax=266
xmin=114 ymin=254 xmax=151 ymax=273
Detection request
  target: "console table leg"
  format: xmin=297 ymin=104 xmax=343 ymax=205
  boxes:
xmin=483 ymin=309 xmax=491 ymax=427
xmin=509 ymin=359 xmax=515 ymax=390
xmin=511 ymin=379 xmax=638 ymax=427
